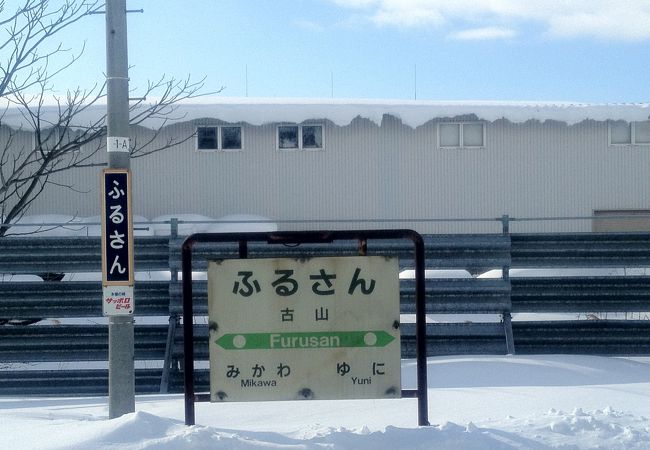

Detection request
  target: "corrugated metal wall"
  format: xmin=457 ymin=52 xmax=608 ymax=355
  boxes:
xmin=11 ymin=115 xmax=650 ymax=233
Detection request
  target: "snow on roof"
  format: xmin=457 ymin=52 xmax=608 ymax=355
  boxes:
xmin=2 ymin=97 xmax=650 ymax=129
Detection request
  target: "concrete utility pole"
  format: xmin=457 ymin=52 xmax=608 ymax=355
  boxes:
xmin=105 ymin=0 xmax=135 ymax=418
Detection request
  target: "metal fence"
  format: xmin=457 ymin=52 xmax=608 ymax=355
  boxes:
xmin=1 ymin=228 xmax=650 ymax=396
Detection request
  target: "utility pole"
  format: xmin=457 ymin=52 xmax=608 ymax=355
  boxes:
xmin=105 ymin=0 xmax=135 ymax=419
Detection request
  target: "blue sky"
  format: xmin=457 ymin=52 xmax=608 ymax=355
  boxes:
xmin=29 ymin=1 xmax=650 ymax=102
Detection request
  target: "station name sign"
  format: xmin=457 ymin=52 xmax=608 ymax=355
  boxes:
xmin=208 ymin=256 xmax=401 ymax=402
xmin=101 ymin=169 xmax=134 ymax=315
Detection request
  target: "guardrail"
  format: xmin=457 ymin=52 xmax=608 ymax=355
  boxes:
xmin=1 ymin=230 xmax=650 ymax=396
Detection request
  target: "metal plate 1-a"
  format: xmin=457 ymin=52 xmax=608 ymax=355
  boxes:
xmin=207 ymin=256 xmax=401 ymax=402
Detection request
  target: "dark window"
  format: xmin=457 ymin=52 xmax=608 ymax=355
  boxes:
xmin=197 ymin=127 xmax=218 ymax=150
xmin=221 ymin=126 xmax=242 ymax=150
xmin=278 ymin=126 xmax=299 ymax=149
xmin=302 ymin=125 xmax=323 ymax=149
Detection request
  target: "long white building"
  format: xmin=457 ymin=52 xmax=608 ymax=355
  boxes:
xmin=3 ymin=98 xmax=650 ymax=233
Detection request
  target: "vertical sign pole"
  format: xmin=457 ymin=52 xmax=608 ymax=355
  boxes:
xmin=413 ymin=233 xmax=430 ymax=426
xmin=105 ymin=0 xmax=135 ymax=418
xmin=182 ymin=239 xmax=196 ymax=426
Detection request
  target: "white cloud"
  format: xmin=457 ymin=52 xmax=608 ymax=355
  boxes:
xmin=373 ymin=6 xmax=444 ymax=27
xmin=547 ymin=9 xmax=650 ymax=41
xmin=448 ymin=27 xmax=516 ymax=41
xmin=328 ymin=0 xmax=650 ymax=41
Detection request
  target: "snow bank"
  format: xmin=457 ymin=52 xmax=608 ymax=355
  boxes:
xmin=4 ymin=214 xmax=152 ymax=237
xmin=3 ymin=97 xmax=650 ymax=130
xmin=8 ymin=214 xmax=86 ymax=236
xmin=3 ymin=214 xmax=277 ymax=237
xmin=478 ymin=268 xmax=629 ymax=278
xmin=150 ymin=214 xmax=216 ymax=236
xmin=150 ymin=214 xmax=278 ymax=236
xmin=0 ymin=274 xmax=43 ymax=282
xmin=2 ymin=355 xmax=650 ymax=449
xmin=81 ymin=215 xmax=153 ymax=237
xmin=205 ymin=214 xmax=279 ymax=233
xmin=400 ymin=269 xmax=472 ymax=279
xmin=61 ymin=271 xmax=183 ymax=282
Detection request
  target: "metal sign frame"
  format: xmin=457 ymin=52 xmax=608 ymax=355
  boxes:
xmin=181 ymin=229 xmax=429 ymax=426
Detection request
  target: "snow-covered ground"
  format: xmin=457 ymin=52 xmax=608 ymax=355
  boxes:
xmin=3 ymin=355 xmax=650 ymax=449
xmin=5 ymin=213 xmax=278 ymax=237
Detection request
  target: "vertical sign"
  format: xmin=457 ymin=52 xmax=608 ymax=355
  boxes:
xmin=101 ymin=169 xmax=134 ymax=315
xmin=208 ymin=256 xmax=401 ymax=402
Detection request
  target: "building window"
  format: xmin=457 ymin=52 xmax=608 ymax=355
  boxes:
xmin=278 ymin=126 xmax=299 ymax=149
xmin=196 ymin=126 xmax=242 ymax=151
xmin=438 ymin=122 xmax=485 ymax=148
xmin=609 ymin=121 xmax=650 ymax=145
xmin=439 ymin=123 xmax=460 ymax=147
xmin=197 ymin=127 xmax=218 ymax=150
xmin=302 ymin=125 xmax=323 ymax=149
xmin=221 ymin=126 xmax=242 ymax=150
xmin=634 ymin=121 xmax=650 ymax=144
xmin=277 ymin=124 xmax=324 ymax=150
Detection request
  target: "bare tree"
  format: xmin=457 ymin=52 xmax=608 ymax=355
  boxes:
xmin=0 ymin=1 xmax=214 ymax=236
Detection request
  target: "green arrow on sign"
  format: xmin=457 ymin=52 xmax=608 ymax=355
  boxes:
xmin=215 ymin=331 xmax=395 ymax=350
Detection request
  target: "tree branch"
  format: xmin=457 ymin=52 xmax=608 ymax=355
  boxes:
xmin=1 ymin=1 xmax=214 ymax=237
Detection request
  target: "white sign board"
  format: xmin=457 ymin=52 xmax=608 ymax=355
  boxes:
xmin=208 ymin=256 xmax=401 ymax=402
xmin=107 ymin=136 xmax=130 ymax=153
xmin=102 ymin=285 xmax=134 ymax=316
